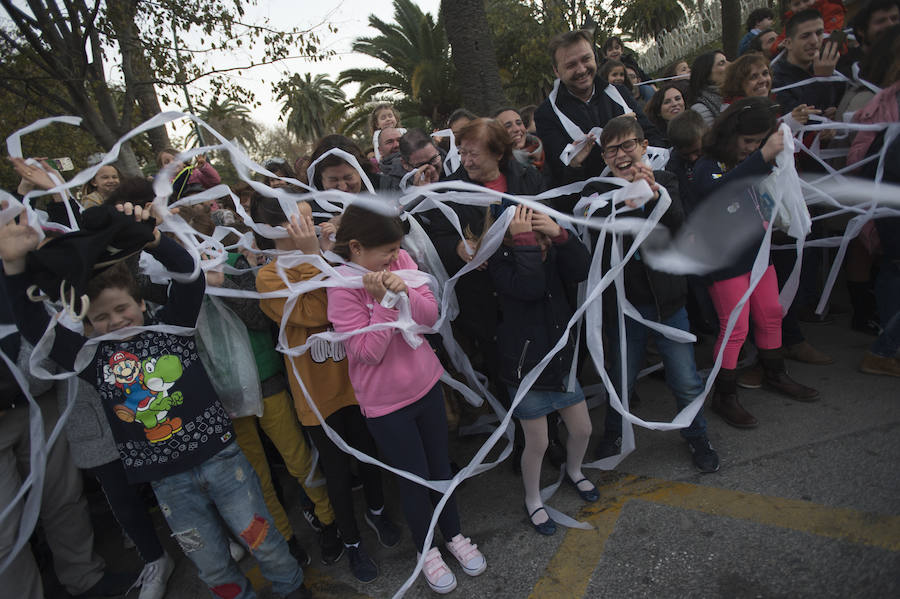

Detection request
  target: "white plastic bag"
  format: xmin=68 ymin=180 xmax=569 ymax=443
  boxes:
xmin=754 ymin=124 xmax=813 ymax=237
xmin=196 ymin=296 xmax=263 ymax=418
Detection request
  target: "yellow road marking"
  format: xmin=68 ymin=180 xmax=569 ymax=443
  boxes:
xmin=529 ymin=473 xmax=900 ymax=599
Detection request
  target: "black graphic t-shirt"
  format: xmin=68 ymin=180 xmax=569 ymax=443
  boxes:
xmin=5 ymin=235 xmax=234 ymax=484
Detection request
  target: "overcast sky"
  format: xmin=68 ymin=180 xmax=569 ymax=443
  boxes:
xmin=172 ymin=0 xmax=442 ymax=132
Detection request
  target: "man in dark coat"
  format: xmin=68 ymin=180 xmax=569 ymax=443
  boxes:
xmin=534 ymin=29 xmax=663 ymax=187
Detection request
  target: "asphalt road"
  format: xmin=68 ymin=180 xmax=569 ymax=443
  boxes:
xmin=49 ymin=314 xmax=900 ymax=599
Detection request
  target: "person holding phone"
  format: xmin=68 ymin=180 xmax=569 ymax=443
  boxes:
xmin=772 ymin=9 xmax=845 ymax=116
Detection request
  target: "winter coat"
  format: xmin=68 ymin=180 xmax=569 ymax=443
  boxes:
xmin=377 ymin=152 xmax=408 ymax=191
xmin=428 ymin=159 xmax=545 ymax=342
xmin=583 ymin=170 xmax=688 ymax=320
xmin=772 ymin=58 xmax=844 ymax=115
xmin=489 ymin=229 xmax=590 ymax=390
xmin=535 ymin=78 xmax=664 ymax=186
xmin=690 ymin=86 xmax=723 ymax=126
xmin=848 ymin=81 xmax=900 ymax=168
xmin=692 ymin=150 xmax=774 ymax=282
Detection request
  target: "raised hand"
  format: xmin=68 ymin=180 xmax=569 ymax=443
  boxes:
xmin=790 ymin=104 xmax=821 ymax=125
xmin=412 ymin=163 xmax=439 ymax=186
xmin=530 ymin=210 xmax=562 ymax=238
xmin=115 ymin=201 xmax=161 ymax=248
xmin=761 ymin=130 xmax=785 ymax=163
xmin=813 ymin=41 xmax=839 ymax=77
xmin=9 ymin=157 xmax=58 ymax=191
xmin=382 ymin=271 xmax=408 ymax=294
xmin=570 ymin=132 xmax=596 ymax=168
xmin=318 ymin=221 xmax=337 ymax=252
xmin=285 ymin=212 xmax=319 ymax=254
xmin=630 ymin=163 xmax=660 ymax=203
xmin=509 ymin=203 xmax=533 ymax=236
xmin=0 ymin=200 xmax=41 ymax=275
xmin=362 ymin=271 xmax=388 ymax=303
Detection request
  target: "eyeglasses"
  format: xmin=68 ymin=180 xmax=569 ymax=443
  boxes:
xmin=411 ymin=153 xmax=441 ymax=170
xmin=601 ymin=138 xmax=641 ymax=158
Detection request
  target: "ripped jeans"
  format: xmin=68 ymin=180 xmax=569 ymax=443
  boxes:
xmin=150 ymin=443 xmax=304 ymax=599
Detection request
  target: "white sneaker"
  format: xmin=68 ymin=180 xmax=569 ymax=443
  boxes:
xmin=229 ymin=539 xmax=246 ymax=562
xmin=445 ymin=534 xmax=486 ymax=576
xmin=137 ymin=552 xmax=175 ymax=599
xmin=418 ymin=547 xmax=457 ymax=594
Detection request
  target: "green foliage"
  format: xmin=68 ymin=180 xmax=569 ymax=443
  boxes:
xmin=274 ymin=73 xmax=346 ymax=145
xmin=338 ymin=0 xmax=460 ymax=133
xmin=612 ymin=0 xmax=693 ymax=42
xmin=485 ymin=0 xmax=615 ymax=106
xmin=0 ymin=0 xmax=331 ymax=175
xmin=97 ymin=0 xmax=335 ymax=108
xmin=188 ymin=94 xmax=260 ymax=150
xmin=250 ymin=125 xmax=311 ymax=169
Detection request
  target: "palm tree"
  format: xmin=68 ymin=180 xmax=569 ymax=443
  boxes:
xmin=188 ymin=94 xmax=260 ymax=150
xmin=275 ymin=72 xmax=346 ymax=144
xmin=617 ymin=0 xmax=693 ymax=43
xmin=338 ymin=0 xmax=459 ymax=132
xmin=442 ymin=0 xmax=506 ymax=115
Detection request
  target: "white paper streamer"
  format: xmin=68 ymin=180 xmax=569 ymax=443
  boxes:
xmin=4 ymin=102 xmax=899 ymax=596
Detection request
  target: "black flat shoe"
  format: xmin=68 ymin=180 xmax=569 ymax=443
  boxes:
xmin=566 ymin=475 xmax=600 ymax=502
xmin=525 ymin=505 xmax=556 ymax=536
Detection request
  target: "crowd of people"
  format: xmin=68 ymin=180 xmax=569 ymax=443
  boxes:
xmin=2 ymin=1 xmax=899 ymax=598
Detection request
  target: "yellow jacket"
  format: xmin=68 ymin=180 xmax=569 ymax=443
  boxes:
xmin=256 ymin=260 xmax=358 ymax=426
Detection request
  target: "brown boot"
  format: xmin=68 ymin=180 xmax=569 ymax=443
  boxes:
xmin=759 ymin=348 xmax=820 ymax=402
xmin=860 ymin=352 xmax=900 ymax=377
xmin=710 ymin=390 xmax=759 ymax=428
xmin=783 ymin=341 xmax=834 ymax=365
xmin=763 ymin=371 xmax=820 ymax=401
xmin=711 ymin=368 xmax=758 ymax=428
xmin=737 ymin=361 xmax=764 ymax=389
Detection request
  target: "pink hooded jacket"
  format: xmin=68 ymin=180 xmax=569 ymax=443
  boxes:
xmin=326 ymin=250 xmax=443 ymax=418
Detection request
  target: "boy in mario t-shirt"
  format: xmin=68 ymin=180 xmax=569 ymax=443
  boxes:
xmin=0 ymin=201 xmax=311 ymax=599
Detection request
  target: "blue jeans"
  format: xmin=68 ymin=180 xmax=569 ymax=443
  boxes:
xmin=150 ymin=443 xmax=303 ymax=599
xmin=605 ymin=306 xmax=707 ymax=440
xmin=872 ymin=259 xmax=900 ymax=357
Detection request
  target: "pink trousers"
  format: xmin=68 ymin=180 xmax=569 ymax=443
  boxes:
xmin=707 ymin=265 xmax=783 ymax=369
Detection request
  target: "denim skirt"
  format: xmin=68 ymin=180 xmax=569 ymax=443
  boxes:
xmin=508 ymin=378 xmax=585 ymax=420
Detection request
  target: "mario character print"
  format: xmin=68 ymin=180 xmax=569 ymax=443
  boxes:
xmin=104 ymin=352 xmax=186 ymax=443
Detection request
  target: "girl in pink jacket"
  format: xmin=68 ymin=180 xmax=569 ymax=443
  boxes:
xmin=327 ymin=205 xmax=486 ymax=594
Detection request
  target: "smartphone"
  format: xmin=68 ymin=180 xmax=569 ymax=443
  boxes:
xmin=828 ymin=30 xmax=847 ymax=48
xmin=49 ymin=157 xmax=75 ymax=171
